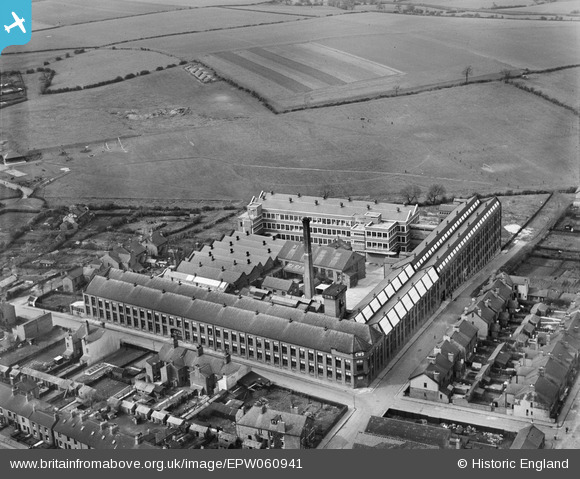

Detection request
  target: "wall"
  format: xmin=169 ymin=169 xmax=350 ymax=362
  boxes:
xmin=81 ymin=330 xmax=120 ymax=366
xmin=12 ymin=313 xmax=53 ymax=341
xmin=216 ymin=364 xmax=249 ymax=392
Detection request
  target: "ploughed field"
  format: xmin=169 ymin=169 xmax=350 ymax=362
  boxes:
xmin=1 ymin=5 xmax=578 ymax=203
xmin=195 ymin=14 xmax=578 ymax=110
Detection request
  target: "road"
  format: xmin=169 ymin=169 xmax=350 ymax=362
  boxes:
xmin=11 ymin=193 xmax=572 ymax=449
xmin=247 ymin=193 xmax=572 ymax=448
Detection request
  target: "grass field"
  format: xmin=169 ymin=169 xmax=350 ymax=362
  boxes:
xmin=31 ymin=0 xmax=183 ymax=29
xmin=497 ymin=194 xmax=551 ymax=244
xmin=504 ymin=0 xmax=580 ymax=13
xmin=9 ymin=7 xmax=309 ymax=52
xmin=2 ymin=11 xmax=578 ymax=206
xmin=405 ymin=0 xmax=578 ymax=9
xmin=511 ymin=67 xmax=580 ymax=110
xmin=4 ymin=82 xmax=571 ymax=203
xmin=0 ymin=212 xmax=36 ymax=244
xmin=0 ymin=184 xmax=19 ymax=200
xmin=49 ymin=49 xmax=177 ymax=89
xmin=119 ymin=13 xmax=579 ymax=110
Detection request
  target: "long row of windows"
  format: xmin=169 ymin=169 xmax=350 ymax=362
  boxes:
xmin=264 ymin=212 xmax=354 ymax=227
xmin=436 ymin=201 xmax=500 ymax=273
xmin=414 ymin=198 xmax=481 ymax=269
xmin=83 ymin=295 xmax=382 ymax=386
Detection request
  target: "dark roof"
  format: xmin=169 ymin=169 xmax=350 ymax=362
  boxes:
xmin=237 ymin=406 xmax=309 ymax=437
xmin=66 ymin=267 xmax=84 ymax=280
xmin=129 ymin=241 xmax=146 ymax=256
xmin=261 ymin=276 xmax=296 ymax=292
xmin=439 ymin=339 xmax=462 ymax=360
xmin=365 ymin=416 xmax=451 ymax=449
xmin=511 ymin=425 xmax=545 ymax=449
xmin=53 ymin=411 xmax=158 ymax=449
xmin=410 ymin=354 xmax=453 ymax=383
xmin=149 ymin=231 xmax=167 ymax=247
xmin=84 ymin=273 xmax=382 ymax=355
xmin=278 ymin=241 xmax=362 ymax=272
xmin=103 ymin=269 xmax=378 ymax=341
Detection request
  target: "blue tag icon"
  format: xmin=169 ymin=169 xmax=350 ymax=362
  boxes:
xmin=1 ymin=0 xmax=31 ymax=54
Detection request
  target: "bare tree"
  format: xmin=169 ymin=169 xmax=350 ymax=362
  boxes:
xmin=462 ymin=65 xmax=473 ymax=84
xmin=427 ymin=184 xmax=446 ymax=204
xmin=500 ymin=68 xmax=512 ymax=82
xmin=400 ymin=185 xmax=422 ymax=204
xmin=393 ymin=84 xmax=400 ymax=96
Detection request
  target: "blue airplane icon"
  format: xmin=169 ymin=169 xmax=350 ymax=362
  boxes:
xmin=4 ymin=12 xmax=26 ymax=34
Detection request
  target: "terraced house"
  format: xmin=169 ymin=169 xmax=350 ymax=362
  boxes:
xmin=82 ymin=270 xmax=387 ymax=388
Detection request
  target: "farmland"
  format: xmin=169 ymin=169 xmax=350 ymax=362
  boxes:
xmin=9 ymin=7 xmax=310 ymax=52
xmin=511 ymin=66 xmax=580 ymax=111
xmin=0 ymin=7 xmax=578 ymax=206
xmin=31 ymin=0 xmax=184 ymax=29
xmin=1 ymin=81 xmax=572 ymax=204
xmin=48 ymin=49 xmax=178 ymax=90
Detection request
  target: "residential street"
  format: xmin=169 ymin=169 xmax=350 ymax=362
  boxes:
xmin=11 ymin=193 xmax=574 ymax=449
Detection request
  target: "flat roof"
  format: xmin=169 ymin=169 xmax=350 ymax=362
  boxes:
xmin=247 ymin=191 xmax=417 ymax=223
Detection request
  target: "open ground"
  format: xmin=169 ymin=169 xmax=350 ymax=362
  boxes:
xmin=0 ymin=5 xmax=578 ymax=205
xmin=3 ymin=79 xmax=576 ymax=204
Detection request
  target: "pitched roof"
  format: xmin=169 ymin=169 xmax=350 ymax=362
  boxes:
xmin=277 ymin=241 xmax=362 ymax=272
xmin=237 ymin=406 xmax=309 ymax=437
xmin=511 ymin=425 xmax=545 ymax=449
xmin=84 ymin=273 xmax=381 ymax=355
xmin=364 ymin=416 xmax=451 ymax=449
xmin=410 ymin=354 xmax=453 ymax=383
xmin=149 ymin=231 xmax=167 ymax=247
xmin=261 ymin=276 xmax=297 ymax=292
xmin=66 ymin=267 xmax=84 ymax=280
xmin=53 ymin=411 xmax=158 ymax=449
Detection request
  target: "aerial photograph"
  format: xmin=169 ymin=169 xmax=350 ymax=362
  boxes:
xmin=0 ymin=0 xmax=579 ymax=454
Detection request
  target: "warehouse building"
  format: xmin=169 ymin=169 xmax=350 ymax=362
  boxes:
xmin=83 ymin=270 xmax=387 ymax=389
xmin=352 ymin=196 xmax=501 ymax=363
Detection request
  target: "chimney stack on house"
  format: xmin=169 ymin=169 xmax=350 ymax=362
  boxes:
xmin=302 ymin=217 xmax=315 ymax=300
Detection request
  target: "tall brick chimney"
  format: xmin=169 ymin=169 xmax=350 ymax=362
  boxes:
xmin=302 ymin=217 xmax=315 ymax=299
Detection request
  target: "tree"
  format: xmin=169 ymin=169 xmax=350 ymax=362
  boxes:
xmin=400 ymin=185 xmax=421 ymax=204
xmin=427 ymin=184 xmax=446 ymax=204
xmin=462 ymin=65 xmax=473 ymax=84
xmin=500 ymin=68 xmax=512 ymax=82
xmin=393 ymin=84 xmax=400 ymax=96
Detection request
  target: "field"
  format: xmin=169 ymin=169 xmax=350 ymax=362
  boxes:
xmin=497 ymin=194 xmax=551 ymax=244
xmin=31 ymin=0 xmax=183 ymax=29
xmin=508 ymin=0 xmax=580 ymax=13
xmin=0 ymin=212 xmax=36 ymax=245
xmin=0 ymin=184 xmax=19 ymax=200
xmin=202 ymin=42 xmax=406 ymax=111
xmin=1 ymin=82 xmax=568 ymax=203
xmin=9 ymin=7 xmax=310 ymax=52
xmin=49 ymin=49 xmax=178 ymax=89
xmin=405 ymin=0 xmax=580 ymax=10
xmin=0 ymin=10 xmax=578 ymax=206
xmin=511 ymin=67 xmax=580 ymax=110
